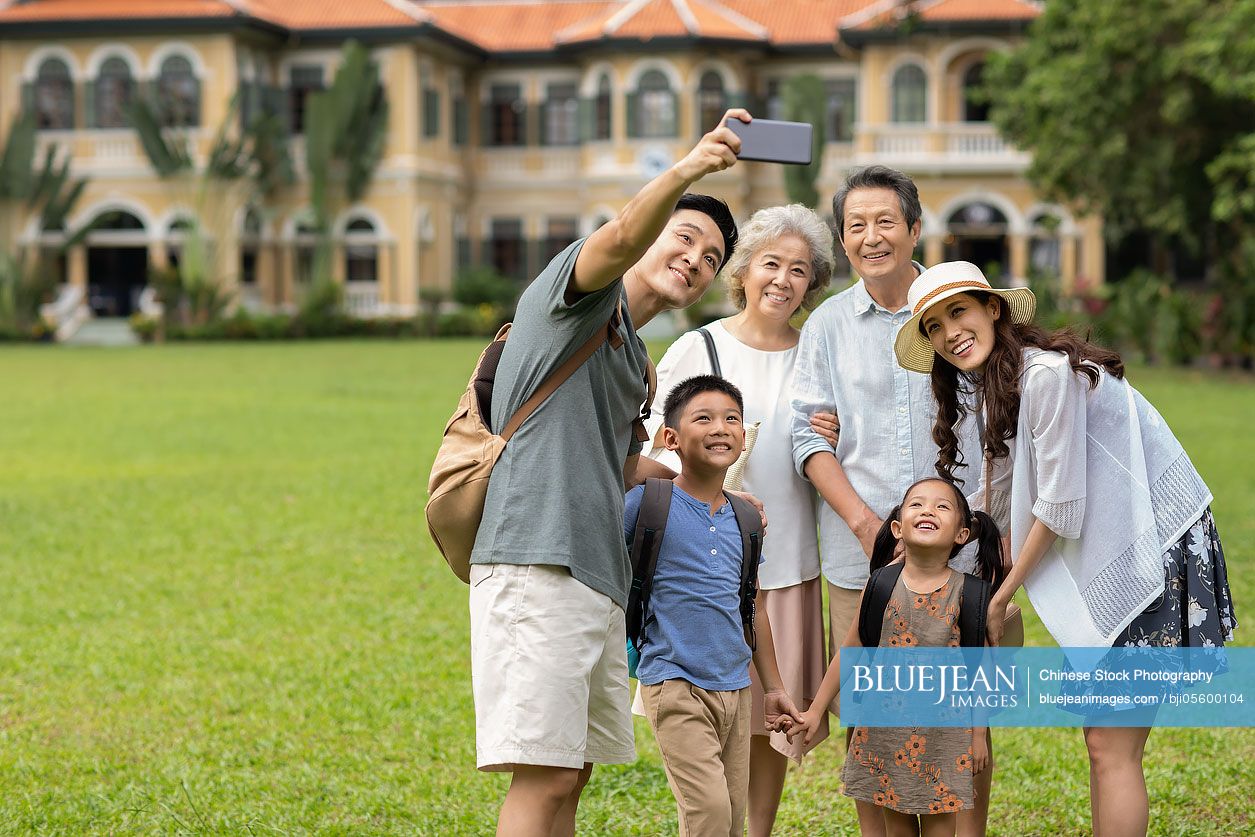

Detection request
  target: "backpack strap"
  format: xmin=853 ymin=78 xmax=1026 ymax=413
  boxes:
xmin=500 ymin=302 xmax=621 ymax=442
xmin=698 ymin=326 xmax=722 ymax=377
xmin=726 ymin=493 xmax=763 ymax=651
xmin=858 ymin=563 xmax=904 ymax=648
xmin=960 ymin=573 xmax=991 ymax=647
xmin=626 ymin=477 xmax=673 ymax=649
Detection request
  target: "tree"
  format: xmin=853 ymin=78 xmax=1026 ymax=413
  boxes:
xmin=127 ymin=90 xmax=292 ymax=327
xmin=300 ymin=40 xmax=389 ymax=316
xmin=0 ymin=111 xmax=90 ymax=336
xmin=984 ymin=0 xmax=1255 ymax=265
xmin=781 ymin=75 xmax=827 ymax=208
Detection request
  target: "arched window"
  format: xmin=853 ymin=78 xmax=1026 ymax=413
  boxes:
xmin=157 ymin=55 xmax=200 ymax=128
xmin=166 ymin=216 xmax=196 ymax=269
xmin=344 ymin=217 xmax=378 ymax=283
xmin=630 ymin=70 xmax=676 ymax=139
xmin=696 ymin=71 xmax=726 ymax=136
xmin=94 ymin=56 xmax=135 ymax=129
xmin=891 ymin=64 xmax=927 ymax=124
xmin=240 ymin=209 xmax=262 ymax=286
xmin=1030 ymin=212 xmax=1062 ymax=276
xmin=294 ymin=217 xmax=320 ymax=284
xmin=962 ymin=62 xmax=989 ymax=123
xmin=32 ymin=58 xmax=74 ymax=130
xmin=593 ymin=73 xmax=612 ymax=141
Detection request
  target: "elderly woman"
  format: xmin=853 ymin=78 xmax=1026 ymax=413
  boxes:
xmin=643 ymin=204 xmax=836 ymax=836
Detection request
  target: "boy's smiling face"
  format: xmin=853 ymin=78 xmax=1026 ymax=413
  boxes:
xmin=662 ymin=390 xmax=745 ymax=475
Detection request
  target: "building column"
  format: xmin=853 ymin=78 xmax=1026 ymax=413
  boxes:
xmin=1009 ymin=233 xmax=1029 ymax=285
xmin=1060 ymin=236 xmax=1078 ymax=294
xmin=924 ymin=234 xmax=945 ymax=269
xmin=67 ymin=244 xmax=88 ymax=290
xmin=257 ymin=243 xmax=277 ymax=307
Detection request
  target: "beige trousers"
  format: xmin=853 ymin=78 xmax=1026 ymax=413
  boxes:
xmin=641 ymin=679 xmax=751 ymax=837
xmin=827 ymin=582 xmax=863 ymax=716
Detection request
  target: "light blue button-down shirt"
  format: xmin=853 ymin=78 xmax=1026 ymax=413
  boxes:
xmin=790 ymin=272 xmax=979 ymax=588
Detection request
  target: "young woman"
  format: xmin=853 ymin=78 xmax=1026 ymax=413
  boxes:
xmin=644 ymin=204 xmax=836 ymax=836
xmin=895 ymin=261 xmax=1238 ymax=837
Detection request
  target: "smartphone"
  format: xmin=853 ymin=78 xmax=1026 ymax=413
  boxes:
xmin=725 ymin=118 xmax=813 ymax=165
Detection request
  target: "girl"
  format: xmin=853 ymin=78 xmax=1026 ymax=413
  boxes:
xmin=895 ymin=261 xmax=1237 ymax=837
xmin=644 ymin=204 xmax=837 ymax=836
xmin=793 ymin=477 xmax=1005 ymax=837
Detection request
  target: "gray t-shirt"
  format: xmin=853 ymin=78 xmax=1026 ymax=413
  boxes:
xmin=470 ymin=238 xmax=650 ymax=609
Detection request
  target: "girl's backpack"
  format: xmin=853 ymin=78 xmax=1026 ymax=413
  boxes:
xmin=426 ymin=306 xmax=622 ymax=582
xmin=857 ymin=563 xmax=991 ymax=648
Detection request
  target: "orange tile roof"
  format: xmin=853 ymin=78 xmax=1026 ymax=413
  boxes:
xmin=246 ymin=0 xmax=427 ymax=30
xmin=840 ymin=0 xmax=1038 ymax=32
xmin=423 ymin=2 xmax=618 ymax=52
xmin=918 ymin=0 xmax=1039 ymax=22
xmin=720 ymin=0 xmax=871 ymax=46
xmin=0 ymin=0 xmax=237 ymax=21
xmin=0 ymin=0 xmax=1037 ymax=47
xmin=556 ymin=0 xmax=767 ymax=46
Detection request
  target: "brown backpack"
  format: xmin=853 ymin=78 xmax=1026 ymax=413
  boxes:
xmin=426 ymin=305 xmax=628 ymax=582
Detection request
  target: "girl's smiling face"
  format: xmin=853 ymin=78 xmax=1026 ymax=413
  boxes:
xmin=891 ymin=479 xmax=970 ymax=552
xmin=921 ymin=292 xmax=1002 ymax=372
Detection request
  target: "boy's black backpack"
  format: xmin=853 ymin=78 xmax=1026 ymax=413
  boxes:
xmin=857 ymin=563 xmax=991 ymax=648
xmin=626 ymin=478 xmax=762 ymax=653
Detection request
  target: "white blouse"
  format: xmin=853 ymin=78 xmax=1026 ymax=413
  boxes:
xmin=645 ymin=320 xmax=821 ymax=589
xmin=972 ymin=349 xmax=1212 ymax=647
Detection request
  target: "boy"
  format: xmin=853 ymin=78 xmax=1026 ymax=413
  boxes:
xmin=626 ymin=375 xmax=802 ymax=837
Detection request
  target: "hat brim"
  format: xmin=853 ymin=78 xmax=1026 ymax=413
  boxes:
xmin=894 ymin=287 xmax=1037 ymax=373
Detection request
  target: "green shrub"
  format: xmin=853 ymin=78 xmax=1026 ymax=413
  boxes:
xmin=453 ymin=267 xmax=517 ymax=311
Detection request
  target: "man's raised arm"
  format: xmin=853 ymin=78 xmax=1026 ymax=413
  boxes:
xmin=568 ymin=109 xmax=749 ymax=297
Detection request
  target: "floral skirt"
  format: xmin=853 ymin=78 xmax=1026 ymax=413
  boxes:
xmin=1116 ymin=509 xmax=1237 ymax=648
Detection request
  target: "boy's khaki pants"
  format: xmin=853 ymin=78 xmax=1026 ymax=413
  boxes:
xmin=640 ymin=679 xmax=751 ymax=837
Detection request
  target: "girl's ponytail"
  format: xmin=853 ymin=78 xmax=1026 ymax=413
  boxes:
xmin=970 ymin=510 xmax=1006 ymax=593
xmin=869 ymin=504 xmax=902 ymax=574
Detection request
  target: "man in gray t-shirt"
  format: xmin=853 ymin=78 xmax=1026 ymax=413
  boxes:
xmin=468 ymin=109 xmax=751 ymax=836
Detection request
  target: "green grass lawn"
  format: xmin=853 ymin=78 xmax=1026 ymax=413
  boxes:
xmin=0 ymin=340 xmax=1251 ymax=835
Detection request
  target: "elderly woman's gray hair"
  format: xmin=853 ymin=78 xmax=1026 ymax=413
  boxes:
xmin=723 ymin=204 xmax=835 ymax=312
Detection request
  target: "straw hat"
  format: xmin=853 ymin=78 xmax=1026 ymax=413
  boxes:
xmin=894 ymin=261 xmax=1036 ymax=373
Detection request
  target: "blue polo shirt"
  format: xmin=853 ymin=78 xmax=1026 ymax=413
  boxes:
xmin=624 ymin=484 xmax=753 ymax=691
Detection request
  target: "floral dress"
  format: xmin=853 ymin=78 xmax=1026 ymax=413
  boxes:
xmin=840 ymin=570 xmax=975 ymax=815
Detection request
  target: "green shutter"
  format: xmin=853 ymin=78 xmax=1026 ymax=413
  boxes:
xmin=83 ymin=80 xmax=96 ymax=128
xmin=663 ymin=91 xmax=678 ymax=138
xmin=577 ymin=98 xmax=592 ymax=143
xmin=189 ymin=78 xmax=202 ymax=128
xmin=538 ymin=101 xmax=549 ymax=146
xmin=625 ymin=92 xmax=639 ymax=139
xmin=21 ymin=81 xmax=35 ymax=118
xmin=481 ymin=102 xmax=494 ymax=145
xmin=454 ymin=99 xmax=468 ymax=146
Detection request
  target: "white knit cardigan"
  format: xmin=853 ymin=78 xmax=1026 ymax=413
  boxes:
xmin=973 ymin=349 xmax=1212 ymax=647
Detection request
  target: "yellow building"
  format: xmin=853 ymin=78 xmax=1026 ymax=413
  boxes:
xmin=0 ymin=0 xmax=1101 ymax=321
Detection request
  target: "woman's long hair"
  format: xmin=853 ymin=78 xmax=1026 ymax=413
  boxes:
xmin=930 ymin=292 xmax=1124 ymax=484
xmin=869 ymin=477 xmax=1006 ymax=592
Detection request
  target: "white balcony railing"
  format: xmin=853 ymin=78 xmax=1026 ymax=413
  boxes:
xmin=872 ymin=128 xmax=929 ymax=156
xmin=91 ymin=131 xmax=142 ymax=160
xmin=943 ymin=124 xmax=1012 ymax=156
xmin=344 ymin=281 xmax=381 ymax=318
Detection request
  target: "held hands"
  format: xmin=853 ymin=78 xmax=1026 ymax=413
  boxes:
xmin=762 ymin=689 xmax=805 ymax=736
xmin=810 ymin=411 xmax=840 ymax=448
xmin=785 ymin=706 xmax=824 ymax=747
xmin=673 ymin=109 xmax=750 ymax=184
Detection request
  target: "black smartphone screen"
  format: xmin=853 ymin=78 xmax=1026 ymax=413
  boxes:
xmin=725 ymin=119 xmax=813 ymax=165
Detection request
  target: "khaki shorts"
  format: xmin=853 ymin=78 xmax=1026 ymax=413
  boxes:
xmin=469 ymin=563 xmax=635 ymax=771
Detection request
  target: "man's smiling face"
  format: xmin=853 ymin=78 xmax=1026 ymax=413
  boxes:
xmin=839 ymin=187 xmax=921 ymax=285
xmin=636 ymin=209 xmax=726 ymax=311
